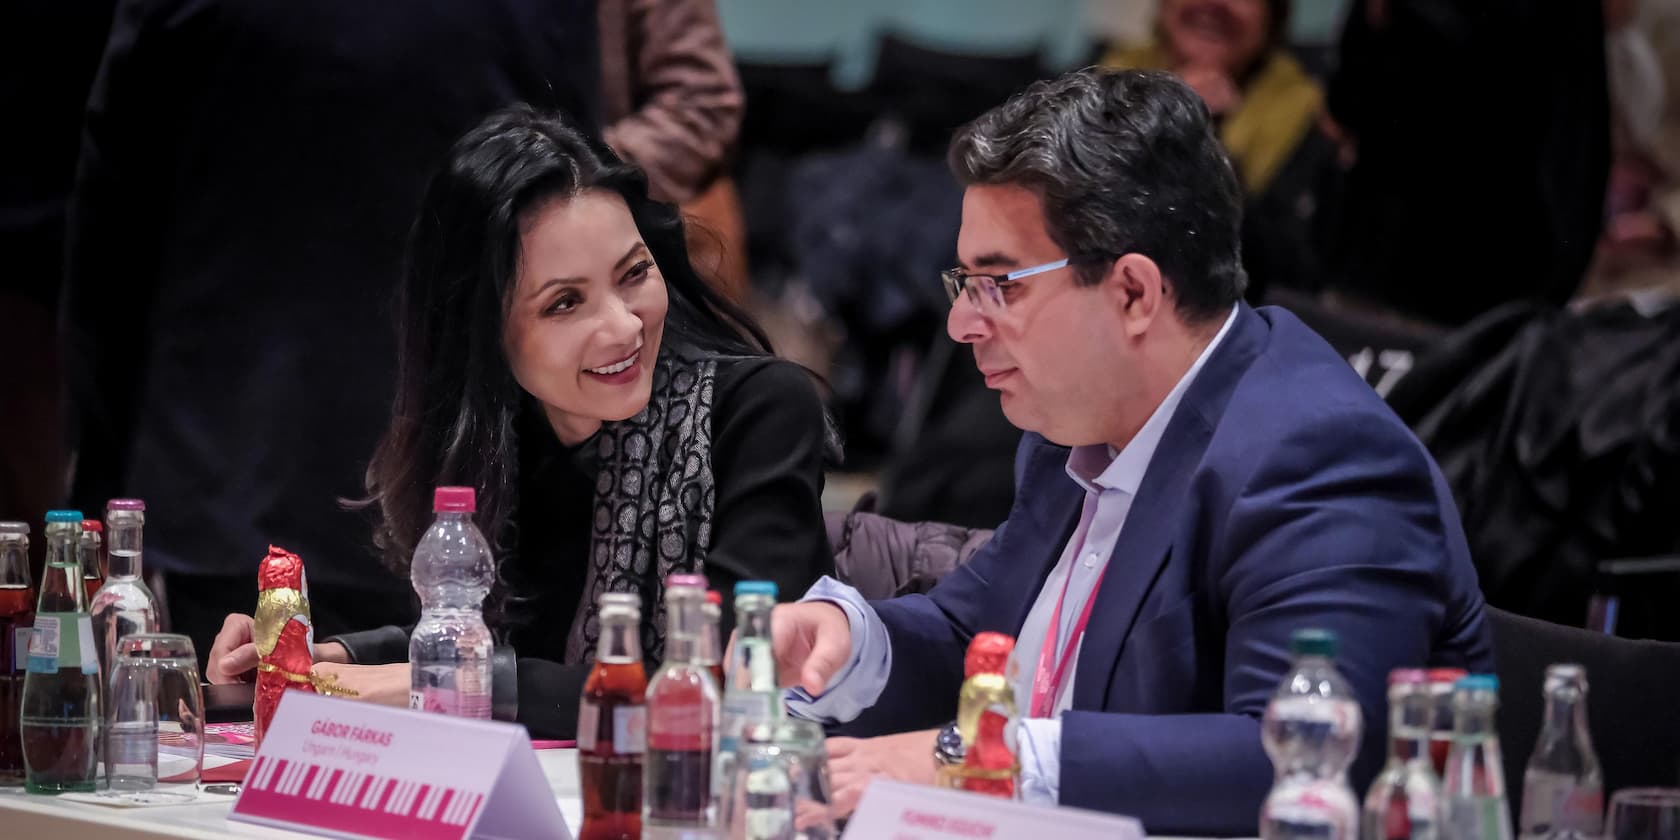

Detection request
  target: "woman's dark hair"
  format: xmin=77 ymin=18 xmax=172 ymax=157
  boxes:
xmin=363 ymin=105 xmax=772 ymax=580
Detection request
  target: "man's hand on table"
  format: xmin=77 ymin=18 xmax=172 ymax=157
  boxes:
xmin=825 ymin=729 xmax=940 ymax=818
xmin=204 ymin=612 xmax=350 ymax=683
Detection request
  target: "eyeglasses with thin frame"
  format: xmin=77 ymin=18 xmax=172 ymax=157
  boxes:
xmin=941 ymin=258 xmax=1071 ymax=312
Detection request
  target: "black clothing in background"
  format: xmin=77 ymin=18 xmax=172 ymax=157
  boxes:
xmin=0 ymin=0 xmax=115 ymax=308
xmin=1387 ymin=299 xmax=1680 ymax=640
xmin=62 ymin=0 xmax=602 ymax=648
xmin=331 ymin=358 xmax=835 ymax=738
xmin=1326 ymin=0 xmax=1610 ymax=326
xmin=0 ymin=1 xmax=115 ymax=576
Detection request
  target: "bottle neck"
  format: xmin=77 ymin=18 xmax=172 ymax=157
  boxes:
xmin=1454 ymin=700 xmax=1499 ymax=741
xmin=106 ymin=517 xmax=144 ymax=579
xmin=41 ymin=524 xmax=86 ymax=609
xmin=1540 ymin=690 xmax=1588 ymax=740
xmin=1388 ymin=691 xmax=1431 ymax=762
xmin=663 ymin=591 xmax=703 ymax=665
xmin=0 ymin=540 xmax=28 ymax=587
xmin=734 ymin=597 xmax=774 ymax=641
xmin=597 ymin=616 xmax=641 ymax=664
xmin=696 ymin=605 xmax=721 ymax=666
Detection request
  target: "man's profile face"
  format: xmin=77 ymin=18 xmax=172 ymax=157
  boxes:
xmin=947 ymin=184 xmax=1127 ymax=446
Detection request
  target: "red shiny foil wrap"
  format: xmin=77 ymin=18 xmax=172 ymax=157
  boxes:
xmin=964 ymin=631 xmax=1015 ymax=678
xmin=253 ymin=546 xmax=315 ymax=745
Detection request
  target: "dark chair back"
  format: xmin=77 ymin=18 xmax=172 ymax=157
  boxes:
xmin=1488 ymin=607 xmax=1680 ymax=823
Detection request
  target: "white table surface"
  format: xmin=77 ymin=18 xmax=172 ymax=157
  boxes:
xmin=0 ymin=750 xmax=1241 ymax=839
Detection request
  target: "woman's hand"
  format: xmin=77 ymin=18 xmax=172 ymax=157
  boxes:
xmin=309 ymin=662 xmax=410 ymax=707
xmin=205 ymin=613 xmax=351 ymax=683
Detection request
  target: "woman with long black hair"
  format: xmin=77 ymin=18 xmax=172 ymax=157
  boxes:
xmin=205 ymin=106 xmax=834 ymax=737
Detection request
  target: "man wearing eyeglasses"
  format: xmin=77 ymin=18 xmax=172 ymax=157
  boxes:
xmin=766 ymin=67 xmax=1495 ymax=836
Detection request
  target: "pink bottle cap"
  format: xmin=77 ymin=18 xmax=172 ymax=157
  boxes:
xmin=433 ymin=486 xmax=476 ymax=513
xmin=107 ymin=499 xmax=146 ymax=511
xmin=1388 ymin=668 xmax=1429 ymax=685
xmin=667 ymin=573 xmax=708 ymax=590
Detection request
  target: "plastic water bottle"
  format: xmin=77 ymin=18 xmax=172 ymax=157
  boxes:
xmin=1260 ymin=629 xmax=1363 ymax=840
xmin=408 ymin=487 xmax=494 ymax=719
xmin=1443 ymin=675 xmax=1514 ymax=840
xmin=1519 ymin=665 xmax=1602 ymax=839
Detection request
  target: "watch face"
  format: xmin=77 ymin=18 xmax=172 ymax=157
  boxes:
xmin=936 ymin=722 xmax=966 ymax=765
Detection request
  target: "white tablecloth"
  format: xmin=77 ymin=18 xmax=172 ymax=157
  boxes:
xmin=0 ymin=749 xmax=1241 ymax=839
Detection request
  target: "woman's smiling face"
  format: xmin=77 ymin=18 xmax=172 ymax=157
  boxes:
xmin=502 ymin=189 xmax=669 ymax=446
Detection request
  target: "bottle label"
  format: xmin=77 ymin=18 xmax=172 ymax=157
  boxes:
xmin=25 ymin=614 xmax=95 ymax=675
xmin=421 ymin=686 xmax=460 ymax=714
xmin=12 ymin=626 xmax=29 ymax=673
xmin=614 ymin=706 xmax=646 ymax=755
xmin=577 ymin=700 xmax=600 ymax=752
xmin=648 ymin=704 xmax=710 ymax=751
xmin=26 ymin=615 xmax=59 ymax=672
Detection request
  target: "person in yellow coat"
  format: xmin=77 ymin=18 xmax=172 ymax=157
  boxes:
xmin=1106 ymin=0 xmax=1333 ymax=299
xmin=1105 ymin=0 xmax=1321 ymax=199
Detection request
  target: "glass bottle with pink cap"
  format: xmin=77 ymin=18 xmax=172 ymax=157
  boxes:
xmin=644 ymin=573 xmax=719 ymax=830
xmin=90 ymin=499 xmax=159 ymax=684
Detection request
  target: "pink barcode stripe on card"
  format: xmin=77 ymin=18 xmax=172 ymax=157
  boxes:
xmin=399 ymin=779 xmax=426 ymax=813
xmin=434 ymin=788 xmax=458 ymax=824
xmin=372 ymin=776 xmax=399 ymax=814
xmin=386 ymin=780 xmax=413 ymax=815
xmin=291 ymin=764 xmax=320 ymax=797
xmin=444 ymin=790 xmax=475 ymax=826
xmin=255 ymin=757 xmax=281 ymax=790
xmin=276 ymin=761 xmax=303 ymax=795
xmin=417 ymin=784 xmax=446 ymax=820
xmin=360 ymin=776 xmax=390 ymax=810
xmin=332 ymin=771 xmax=362 ymax=805
xmin=307 ymin=766 xmax=337 ymax=800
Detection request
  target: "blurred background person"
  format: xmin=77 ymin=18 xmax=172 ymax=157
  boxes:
xmin=599 ymin=0 xmax=752 ymax=301
xmin=1104 ymin=0 xmax=1339 ymax=300
xmin=1581 ymin=0 xmax=1680 ymax=301
xmin=61 ymin=0 xmax=601 ymax=663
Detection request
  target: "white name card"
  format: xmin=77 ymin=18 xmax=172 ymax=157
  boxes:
xmin=842 ymin=779 xmax=1145 ymax=840
xmin=231 ymin=691 xmax=570 ymax=840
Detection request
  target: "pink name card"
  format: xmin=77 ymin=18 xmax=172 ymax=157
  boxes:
xmin=842 ymin=779 xmax=1144 ymax=840
xmin=230 ymin=691 xmax=570 ymax=840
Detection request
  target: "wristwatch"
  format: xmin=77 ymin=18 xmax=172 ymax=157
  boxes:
xmin=934 ymin=721 xmax=965 ymax=767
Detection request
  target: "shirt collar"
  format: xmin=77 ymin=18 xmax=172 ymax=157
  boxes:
xmin=1066 ymin=304 xmax=1240 ymax=495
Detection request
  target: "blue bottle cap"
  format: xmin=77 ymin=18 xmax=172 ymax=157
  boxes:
xmin=734 ymin=580 xmax=778 ymax=598
xmin=45 ymin=510 xmax=85 ymax=524
xmin=1288 ymin=628 xmax=1338 ymax=658
xmin=1455 ymin=674 xmax=1500 ymax=693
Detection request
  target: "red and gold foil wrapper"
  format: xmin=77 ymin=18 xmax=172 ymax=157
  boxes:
xmin=254 ymin=546 xmax=323 ymax=745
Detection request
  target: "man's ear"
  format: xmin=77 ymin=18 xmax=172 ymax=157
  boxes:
xmin=1103 ymin=253 xmax=1167 ymax=339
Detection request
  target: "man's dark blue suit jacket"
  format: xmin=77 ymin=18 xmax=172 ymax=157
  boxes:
xmin=838 ymin=303 xmax=1495 ymax=835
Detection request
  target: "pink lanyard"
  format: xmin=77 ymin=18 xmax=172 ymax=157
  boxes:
xmin=1028 ymin=563 xmax=1107 ymax=718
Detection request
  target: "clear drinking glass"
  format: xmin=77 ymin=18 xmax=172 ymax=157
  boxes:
xmin=106 ymin=633 xmax=204 ymax=789
xmin=725 ymin=720 xmax=835 ymax=840
xmin=1607 ymin=788 xmax=1680 ymax=840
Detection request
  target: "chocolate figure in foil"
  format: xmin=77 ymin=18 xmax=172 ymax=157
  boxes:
xmin=253 ymin=545 xmax=353 ymax=743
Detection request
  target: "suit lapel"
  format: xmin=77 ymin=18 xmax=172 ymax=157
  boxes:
xmin=1071 ymin=304 xmax=1269 ymax=709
